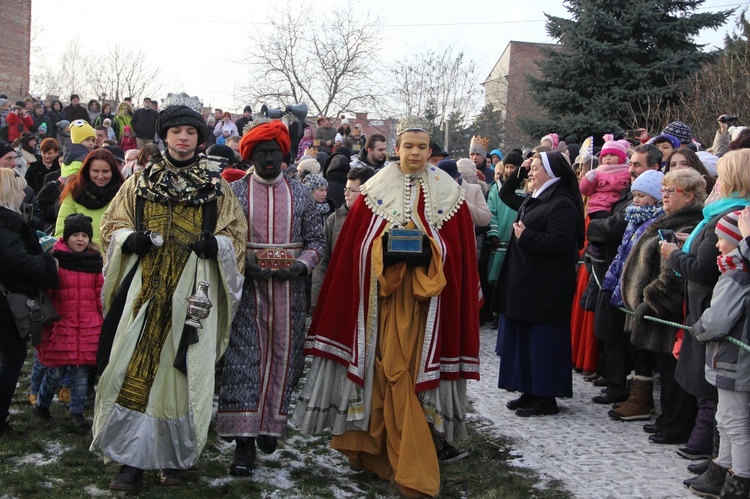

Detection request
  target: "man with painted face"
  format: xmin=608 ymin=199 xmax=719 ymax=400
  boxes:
xmin=91 ymin=105 xmax=247 ymax=491
xmin=217 ymin=118 xmax=325 ymax=477
xmin=292 ymin=117 xmax=481 ymax=497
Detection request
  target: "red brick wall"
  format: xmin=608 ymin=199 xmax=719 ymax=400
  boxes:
xmin=503 ymin=42 xmax=563 ymax=150
xmin=0 ymin=0 xmax=31 ymax=99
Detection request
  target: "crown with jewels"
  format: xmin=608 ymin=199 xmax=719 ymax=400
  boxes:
xmin=243 ymin=116 xmax=273 ymax=136
xmin=397 ymin=116 xmax=431 ymax=136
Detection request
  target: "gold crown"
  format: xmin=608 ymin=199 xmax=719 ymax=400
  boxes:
xmin=470 ymin=135 xmax=490 ymax=149
xmin=397 ymin=116 xmax=431 ymax=136
xmin=243 ymin=117 xmax=273 ymax=136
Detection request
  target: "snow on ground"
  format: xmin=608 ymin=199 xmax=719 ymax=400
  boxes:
xmin=470 ymin=325 xmax=694 ymax=499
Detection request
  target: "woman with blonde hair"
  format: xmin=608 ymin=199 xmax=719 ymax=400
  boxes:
xmin=0 ymin=168 xmax=59 ymax=435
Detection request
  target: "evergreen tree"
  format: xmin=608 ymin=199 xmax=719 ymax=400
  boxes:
xmin=526 ymin=0 xmax=732 ymax=141
xmin=466 ymin=104 xmax=505 ymax=155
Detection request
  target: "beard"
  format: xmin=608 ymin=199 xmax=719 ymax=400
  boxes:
xmin=167 ymin=142 xmax=196 ymax=160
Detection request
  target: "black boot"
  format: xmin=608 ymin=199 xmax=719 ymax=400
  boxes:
xmin=721 ymin=472 xmax=750 ymax=499
xmin=256 ymin=434 xmax=278 ymax=454
xmin=229 ymin=437 xmax=256 ymax=476
xmin=70 ymin=412 xmax=90 ymax=430
xmin=32 ymin=405 xmax=52 ymax=421
xmin=109 ymin=465 xmax=144 ymax=491
xmin=506 ymin=393 xmax=532 ymax=410
xmin=689 ymin=460 xmax=728 ymax=498
xmin=689 ymin=459 xmax=711 ymax=475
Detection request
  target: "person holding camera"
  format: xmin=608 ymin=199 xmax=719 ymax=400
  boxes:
xmin=6 ymin=102 xmax=34 ymax=143
xmin=712 ymin=114 xmax=740 ymax=158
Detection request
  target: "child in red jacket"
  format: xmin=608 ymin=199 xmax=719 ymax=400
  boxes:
xmin=32 ymin=213 xmax=103 ymax=430
xmin=119 ymin=125 xmax=137 ymax=152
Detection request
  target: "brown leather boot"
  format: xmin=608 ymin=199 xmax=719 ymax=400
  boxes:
xmin=607 ymin=377 xmax=654 ymax=421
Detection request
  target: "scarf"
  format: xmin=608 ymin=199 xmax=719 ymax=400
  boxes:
xmin=53 ymin=247 xmax=104 ymax=274
xmin=683 ymin=195 xmax=750 ymax=254
xmin=625 ymin=204 xmax=664 ymax=225
xmin=315 ymin=201 xmax=332 ymax=216
xmin=73 ymin=180 xmax=122 ymax=210
xmin=717 ymin=253 xmax=747 ymax=274
xmin=136 ymin=153 xmax=223 ymax=207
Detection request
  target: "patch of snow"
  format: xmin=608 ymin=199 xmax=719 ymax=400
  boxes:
xmin=83 ymin=485 xmax=109 ymax=497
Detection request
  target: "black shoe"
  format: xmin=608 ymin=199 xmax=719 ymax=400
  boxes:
xmin=158 ymin=468 xmax=182 ymax=486
xmin=229 ymin=438 xmax=256 ymax=476
xmin=109 ymin=465 xmax=144 ymax=491
xmin=688 ymin=459 xmax=711 ymax=475
xmin=649 ymin=432 xmax=686 ymax=445
xmin=0 ymin=420 xmax=24 ymax=437
xmin=256 ymin=434 xmax=278 ymax=454
xmin=516 ymin=397 xmax=559 ymax=417
xmin=32 ymin=405 xmax=52 ymax=421
xmin=592 ymin=392 xmax=626 ymax=405
xmin=70 ymin=412 xmax=90 ymax=430
xmin=505 ymin=393 xmax=532 ymax=410
xmin=436 ymin=438 xmax=469 ymax=462
xmin=677 ymin=446 xmax=712 ymax=460
xmin=643 ymin=423 xmax=661 ymax=434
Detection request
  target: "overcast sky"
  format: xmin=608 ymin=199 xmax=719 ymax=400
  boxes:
xmin=30 ymin=0 xmax=748 ymax=113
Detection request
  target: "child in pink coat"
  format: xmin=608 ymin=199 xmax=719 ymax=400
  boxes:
xmin=580 ymin=139 xmax=632 ymax=261
xmin=33 ymin=213 xmax=103 ymax=430
xmin=579 ymin=139 xmax=632 ymax=219
xmin=119 ymin=125 xmax=137 ymax=152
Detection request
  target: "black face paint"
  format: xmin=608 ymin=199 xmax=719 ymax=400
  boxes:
xmin=252 ymin=140 xmax=283 ymax=180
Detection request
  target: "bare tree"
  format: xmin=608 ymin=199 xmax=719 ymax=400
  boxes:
xmin=387 ymin=47 xmax=482 ymax=130
xmin=85 ymin=44 xmax=163 ymax=103
xmin=30 ymin=38 xmax=162 ymax=105
xmin=241 ymin=1 xmax=382 ymax=117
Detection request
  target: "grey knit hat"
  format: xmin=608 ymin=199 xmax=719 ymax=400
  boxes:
xmin=302 ymin=173 xmax=327 ymax=191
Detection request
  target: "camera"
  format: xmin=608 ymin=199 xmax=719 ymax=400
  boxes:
xmin=625 ymin=130 xmax=640 ymax=139
xmin=719 ymin=115 xmax=738 ymax=123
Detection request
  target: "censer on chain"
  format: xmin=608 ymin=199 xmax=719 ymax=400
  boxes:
xmin=185 ymin=253 xmax=213 ymax=329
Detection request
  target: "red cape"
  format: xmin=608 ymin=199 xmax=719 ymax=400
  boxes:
xmin=304 ymin=189 xmax=481 ymax=392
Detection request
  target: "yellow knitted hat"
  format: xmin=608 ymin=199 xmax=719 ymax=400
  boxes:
xmin=69 ymin=119 xmax=95 ymax=144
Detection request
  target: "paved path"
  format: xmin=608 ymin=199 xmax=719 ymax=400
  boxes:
xmin=469 ymin=325 xmax=695 ymax=499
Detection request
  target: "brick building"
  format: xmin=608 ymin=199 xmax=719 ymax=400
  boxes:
xmin=0 ymin=0 xmax=32 ymax=99
xmin=482 ymin=41 xmax=562 ymax=151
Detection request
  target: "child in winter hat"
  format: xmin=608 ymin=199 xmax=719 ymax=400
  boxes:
xmin=601 ymin=169 xmax=664 ymax=308
xmin=689 ymin=209 xmax=750 ymax=493
xmin=69 ymin=119 xmax=96 ymax=149
xmin=579 ymin=139 xmax=631 ymax=219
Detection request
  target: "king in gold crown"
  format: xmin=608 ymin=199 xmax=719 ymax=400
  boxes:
xmin=397 ymin=116 xmax=431 ymax=136
xmin=469 ymin=135 xmax=490 ymax=157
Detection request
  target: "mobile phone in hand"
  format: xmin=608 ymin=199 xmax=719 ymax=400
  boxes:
xmin=658 ymin=229 xmax=675 ymax=243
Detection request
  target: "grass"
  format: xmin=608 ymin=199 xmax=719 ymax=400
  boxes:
xmin=0 ymin=346 xmax=571 ymax=498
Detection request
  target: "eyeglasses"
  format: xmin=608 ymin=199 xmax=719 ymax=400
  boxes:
xmin=343 ymin=187 xmax=361 ymax=194
xmin=660 ymin=187 xmax=684 ymax=196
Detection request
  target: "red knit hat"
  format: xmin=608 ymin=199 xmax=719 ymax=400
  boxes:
xmin=716 ymin=210 xmax=743 ymax=245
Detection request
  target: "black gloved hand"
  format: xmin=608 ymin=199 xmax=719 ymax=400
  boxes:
xmin=123 ymin=231 xmax=153 ymax=256
xmin=246 ymin=261 xmax=273 ymax=281
xmin=488 ymin=236 xmax=501 ymax=249
xmin=635 ymin=302 xmax=653 ymax=323
xmin=403 ymin=235 xmax=432 ymax=268
xmin=189 ymin=231 xmax=218 ymax=259
xmin=276 ymin=261 xmax=307 ymax=280
xmin=382 ymin=233 xmax=432 ymax=268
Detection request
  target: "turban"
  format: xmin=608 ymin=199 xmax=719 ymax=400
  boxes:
xmin=157 ymin=105 xmax=208 ymax=144
xmin=239 ymin=121 xmax=291 ymax=160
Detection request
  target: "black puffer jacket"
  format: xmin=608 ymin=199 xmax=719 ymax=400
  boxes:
xmin=0 ymin=207 xmax=59 ymax=334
